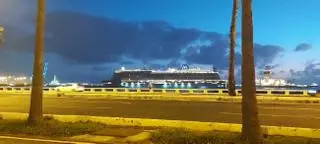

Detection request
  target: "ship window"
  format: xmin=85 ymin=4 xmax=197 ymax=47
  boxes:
xmin=24 ymin=88 xmax=30 ymax=91
xmin=271 ymin=91 xmax=285 ymax=95
xmin=84 ymin=88 xmax=91 ymax=91
xmin=43 ymin=88 xmax=49 ymax=91
xmin=105 ymin=89 xmax=114 ymax=92
xmin=256 ymin=91 xmax=268 ymax=94
xmin=237 ymin=90 xmax=242 ymax=94
xmin=0 ymin=88 xmax=3 ymax=90
xmin=193 ymin=90 xmax=204 ymax=93
xmin=153 ymin=89 xmax=163 ymax=93
xmin=116 ymin=89 xmax=126 ymax=92
xmin=289 ymin=91 xmax=303 ymax=95
xmin=207 ymin=90 xmax=219 ymax=93
xmin=94 ymin=89 xmax=102 ymax=92
xmin=222 ymin=90 xmax=229 ymax=93
xmin=165 ymin=89 xmax=176 ymax=93
xmin=7 ymin=88 xmax=12 ymax=91
xmin=140 ymin=89 xmax=150 ymax=92
xmin=15 ymin=88 xmax=21 ymax=90
xmin=129 ymin=89 xmax=137 ymax=92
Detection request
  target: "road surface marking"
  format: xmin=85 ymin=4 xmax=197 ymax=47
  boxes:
xmin=0 ymin=136 xmax=94 ymax=144
xmin=117 ymin=101 xmax=132 ymax=104
xmin=220 ymin=112 xmax=320 ymax=120
xmin=93 ymin=106 xmax=112 ymax=110
xmin=235 ymin=106 xmax=320 ymax=111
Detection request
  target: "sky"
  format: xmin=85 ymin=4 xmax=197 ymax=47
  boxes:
xmin=0 ymin=0 xmax=319 ymax=84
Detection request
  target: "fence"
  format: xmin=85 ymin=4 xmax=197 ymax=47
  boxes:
xmin=0 ymin=87 xmax=312 ymax=96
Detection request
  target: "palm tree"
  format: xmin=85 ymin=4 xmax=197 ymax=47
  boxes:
xmin=28 ymin=0 xmax=46 ymax=125
xmin=228 ymin=0 xmax=238 ymax=96
xmin=0 ymin=26 xmax=4 ymax=45
xmin=241 ymin=0 xmax=262 ymax=143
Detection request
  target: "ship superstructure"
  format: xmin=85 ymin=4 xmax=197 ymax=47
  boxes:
xmin=256 ymin=66 xmax=287 ymax=87
xmin=109 ymin=65 xmax=226 ymax=88
xmin=0 ymin=75 xmax=32 ymax=86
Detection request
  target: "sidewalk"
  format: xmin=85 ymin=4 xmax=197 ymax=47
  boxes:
xmin=0 ymin=130 xmax=153 ymax=144
xmin=0 ymin=135 xmax=93 ymax=144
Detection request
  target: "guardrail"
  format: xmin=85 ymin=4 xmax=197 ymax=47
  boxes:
xmin=0 ymin=87 xmax=314 ymax=96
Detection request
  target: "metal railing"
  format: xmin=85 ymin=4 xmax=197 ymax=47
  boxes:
xmin=0 ymin=87 xmax=312 ymax=96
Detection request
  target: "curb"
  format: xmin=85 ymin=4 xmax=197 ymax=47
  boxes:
xmin=1 ymin=92 xmax=320 ymax=104
xmin=0 ymin=135 xmax=94 ymax=144
xmin=0 ymin=112 xmax=319 ymax=139
xmin=124 ymin=131 xmax=152 ymax=143
xmin=62 ymin=94 xmax=320 ymax=104
xmin=70 ymin=134 xmax=115 ymax=143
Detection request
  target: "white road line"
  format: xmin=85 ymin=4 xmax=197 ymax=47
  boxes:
xmin=94 ymin=106 xmax=112 ymax=110
xmin=0 ymin=136 xmax=95 ymax=144
xmin=235 ymin=106 xmax=320 ymax=112
xmin=220 ymin=112 xmax=320 ymax=119
xmin=119 ymin=101 xmax=131 ymax=104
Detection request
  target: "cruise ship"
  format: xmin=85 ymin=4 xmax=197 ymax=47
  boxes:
xmin=0 ymin=75 xmax=32 ymax=86
xmin=256 ymin=66 xmax=287 ymax=87
xmin=104 ymin=64 xmax=226 ymax=88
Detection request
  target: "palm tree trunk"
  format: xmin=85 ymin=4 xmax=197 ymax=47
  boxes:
xmin=0 ymin=26 xmax=4 ymax=45
xmin=28 ymin=0 xmax=46 ymax=125
xmin=241 ymin=0 xmax=262 ymax=143
xmin=228 ymin=0 xmax=238 ymax=96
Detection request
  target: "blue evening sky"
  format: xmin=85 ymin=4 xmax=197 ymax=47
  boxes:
xmin=1 ymin=0 xmax=319 ymax=82
xmin=47 ymin=0 xmax=320 ymax=70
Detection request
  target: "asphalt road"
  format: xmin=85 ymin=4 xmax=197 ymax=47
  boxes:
xmin=1 ymin=95 xmax=320 ymax=128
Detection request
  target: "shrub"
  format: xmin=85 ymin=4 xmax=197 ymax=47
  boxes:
xmin=0 ymin=118 xmax=107 ymax=137
xmin=151 ymin=128 xmax=320 ymax=144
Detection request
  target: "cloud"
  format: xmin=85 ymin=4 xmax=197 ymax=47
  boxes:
xmin=184 ymin=40 xmax=242 ymax=68
xmin=44 ymin=11 xmax=210 ymax=65
xmin=254 ymin=44 xmax=284 ymax=68
xmin=0 ymin=10 xmax=288 ymax=82
xmin=120 ymin=61 xmax=135 ymax=65
xmin=294 ymin=43 xmax=312 ymax=52
xmin=289 ymin=61 xmax=320 ymax=83
xmin=92 ymin=66 xmax=111 ymax=72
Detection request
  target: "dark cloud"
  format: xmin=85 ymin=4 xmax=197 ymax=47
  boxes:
xmin=289 ymin=62 xmax=320 ymax=83
xmin=0 ymin=10 xmax=288 ymax=81
xmin=270 ymin=64 xmax=280 ymax=69
xmin=294 ymin=43 xmax=312 ymax=52
xmin=254 ymin=44 xmax=284 ymax=68
xmin=44 ymin=11 xmax=208 ymax=65
xmin=92 ymin=66 xmax=111 ymax=72
xmin=8 ymin=11 xmax=283 ymax=68
xmin=120 ymin=61 xmax=135 ymax=65
xmin=184 ymin=40 xmax=242 ymax=68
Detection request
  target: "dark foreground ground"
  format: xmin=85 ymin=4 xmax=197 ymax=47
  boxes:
xmin=1 ymin=95 xmax=320 ymax=128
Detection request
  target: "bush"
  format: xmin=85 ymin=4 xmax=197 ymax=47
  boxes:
xmin=0 ymin=118 xmax=107 ymax=137
xmin=151 ymin=129 xmax=246 ymax=144
xmin=151 ymin=128 xmax=320 ymax=144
